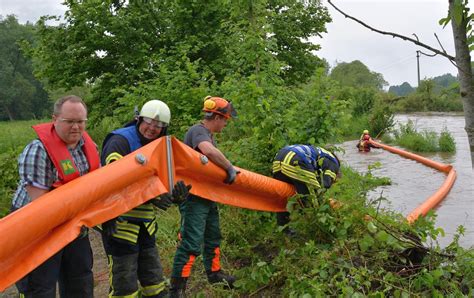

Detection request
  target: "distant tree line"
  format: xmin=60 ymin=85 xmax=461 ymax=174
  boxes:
xmin=0 ymin=15 xmax=50 ymax=121
xmin=388 ymin=73 xmax=463 ymax=112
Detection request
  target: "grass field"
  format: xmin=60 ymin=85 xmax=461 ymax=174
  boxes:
xmin=0 ymin=120 xmax=49 ymax=217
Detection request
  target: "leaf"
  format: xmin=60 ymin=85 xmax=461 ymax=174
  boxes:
xmin=375 ymin=230 xmax=389 ymax=242
xmin=367 ymin=221 xmax=377 ymax=233
xmin=359 ymin=235 xmax=374 ymax=252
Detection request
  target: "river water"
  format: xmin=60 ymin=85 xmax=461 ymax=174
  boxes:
xmin=340 ymin=114 xmax=473 ymax=248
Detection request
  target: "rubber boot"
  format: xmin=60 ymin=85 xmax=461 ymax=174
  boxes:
xmin=169 ymin=277 xmax=187 ymax=298
xmin=207 ymin=270 xmax=236 ymax=289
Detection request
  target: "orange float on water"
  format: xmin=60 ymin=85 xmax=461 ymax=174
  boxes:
xmin=369 ymin=139 xmax=456 ymax=223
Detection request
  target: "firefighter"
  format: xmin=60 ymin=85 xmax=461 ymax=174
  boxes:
xmin=357 ymin=129 xmax=377 ymax=152
xmin=169 ymin=96 xmax=238 ymax=297
xmin=272 ymin=145 xmax=341 ymax=236
xmin=100 ymin=99 xmax=191 ymax=298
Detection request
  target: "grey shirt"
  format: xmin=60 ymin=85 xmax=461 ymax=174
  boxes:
xmin=183 ymin=123 xmax=216 ymax=152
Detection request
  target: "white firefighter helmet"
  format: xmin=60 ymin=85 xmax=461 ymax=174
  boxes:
xmin=139 ymin=100 xmax=171 ymax=125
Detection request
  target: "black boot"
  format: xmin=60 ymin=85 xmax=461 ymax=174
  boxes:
xmin=169 ymin=277 xmax=187 ymax=298
xmin=207 ymin=270 xmax=236 ymax=289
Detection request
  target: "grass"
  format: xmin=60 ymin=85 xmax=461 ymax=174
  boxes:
xmin=0 ymin=120 xmax=471 ymax=296
xmin=0 ymin=120 xmax=46 ymax=152
xmin=390 ymin=120 xmax=456 ymax=153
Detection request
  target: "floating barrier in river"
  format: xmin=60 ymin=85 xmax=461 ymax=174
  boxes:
xmin=369 ymin=139 xmax=457 ymax=223
xmin=0 ymin=136 xmax=295 ymax=291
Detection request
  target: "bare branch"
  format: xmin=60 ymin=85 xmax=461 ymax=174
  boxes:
xmin=434 ymin=33 xmax=458 ymax=68
xmin=418 ymin=50 xmax=437 ymax=57
xmin=327 ymin=0 xmax=456 ymax=62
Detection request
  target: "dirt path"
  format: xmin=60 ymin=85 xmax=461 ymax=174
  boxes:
xmin=1 ymin=229 xmax=109 ymax=297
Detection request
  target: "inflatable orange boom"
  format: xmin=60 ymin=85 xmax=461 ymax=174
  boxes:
xmin=0 ymin=137 xmax=295 ymax=291
xmin=369 ymin=139 xmax=456 ymax=223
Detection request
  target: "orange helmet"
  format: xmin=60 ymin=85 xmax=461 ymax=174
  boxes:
xmin=202 ymin=96 xmax=237 ymax=119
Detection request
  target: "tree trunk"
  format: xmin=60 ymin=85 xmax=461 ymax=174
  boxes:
xmin=449 ymin=0 xmax=474 ymax=168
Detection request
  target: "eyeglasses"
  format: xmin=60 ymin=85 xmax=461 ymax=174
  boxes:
xmin=59 ymin=118 xmax=88 ymax=126
xmin=142 ymin=117 xmax=168 ymax=128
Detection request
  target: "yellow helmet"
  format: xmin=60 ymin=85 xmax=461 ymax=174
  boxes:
xmin=363 ymin=130 xmax=369 ymax=134
xmin=139 ymin=100 xmax=171 ymax=125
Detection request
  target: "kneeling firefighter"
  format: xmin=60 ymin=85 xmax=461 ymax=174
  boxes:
xmin=100 ymin=99 xmax=191 ymax=298
xmin=272 ymin=145 xmax=341 ymax=235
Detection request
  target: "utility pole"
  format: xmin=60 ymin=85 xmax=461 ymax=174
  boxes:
xmin=416 ymin=50 xmax=420 ymax=87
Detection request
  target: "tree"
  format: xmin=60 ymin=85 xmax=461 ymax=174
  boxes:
xmin=0 ymin=15 xmax=49 ymax=120
xmin=328 ymin=0 xmax=474 ymax=168
xmin=389 ymin=82 xmax=415 ymax=96
xmin=33 ymin=1 xmax=331 ymax=120
xmin=329 ymin=60 xmax=387 ymax=90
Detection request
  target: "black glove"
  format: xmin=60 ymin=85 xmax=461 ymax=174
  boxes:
xmin=172 ymin=180 xmax=192 ymax=204
xmin=151 ymin=193 xmax=173 ymax=210
xmin=102 ymin=218 xmax=117 ymax=237
xmin=224 ymin=166 xmax=240 ymax=184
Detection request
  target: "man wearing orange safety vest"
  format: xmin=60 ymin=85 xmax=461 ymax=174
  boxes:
xmin=169 ymin=96 xmax=238 ymax=297
xmin=100 ymin=99 xmax=190 ymax=298
xmin=11 ymin=95 xmax=99 ymax=297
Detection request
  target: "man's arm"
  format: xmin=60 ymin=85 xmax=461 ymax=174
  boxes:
xmin=198 ymin=141 xmax=238 ymax=184
xmin=25 ymin=185 xmax=49 ymax=201
xmin=197 ymin=141 xmax=232 ymax=170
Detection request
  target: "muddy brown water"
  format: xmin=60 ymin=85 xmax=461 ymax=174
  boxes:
xmin=340 ymin=113 xmax=473 ymax=248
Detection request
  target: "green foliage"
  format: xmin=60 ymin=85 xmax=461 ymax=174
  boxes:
xmin=391 ymin=120 xmax=457 ymax=153
xmin=438 ymin=127 xmax=456 ymax=152
xmin=368 ymin=98 xmax=395 ymax=138
xmin=0 ymin=15 xmax=50 ymax=120
xmin=217 ymin=70 xmax=346 ymax=174
xmin=0 ymin=120 xmax=45 ymax=217
xmin=439 ymin=0 xmax=474 ymax=51
xmin=0 ymin=122 xmax=471 ymax=296
xmin=388 ymin=73 xmax=463 ymax=113
xmin=389 ymin=82 xmax=415 ymax=96
xmin=329 ymin=60 xmax=387 ymax=90
xmin=393 ymin=78 xmax=463 ymax=113
xmin=0 ymin=148 xmax=21 ymax=217
xmin=33 ymin=0 xmax=331 ymax=122
xmin=337 ymin=91 xmax=394 ymax=140
xmin=215 ymin=166 xmax=472 ymax=296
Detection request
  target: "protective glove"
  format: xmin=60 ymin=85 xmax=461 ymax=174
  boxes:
xmin=151 ymin=193 xmax=173 ymax=210
xmin=224 ymin=166 xmax=240 ymax=184
xmin=102 ymin=218 xmax=117 ymax=237
xmin=172 ymin=180 xmax=192 ymax=205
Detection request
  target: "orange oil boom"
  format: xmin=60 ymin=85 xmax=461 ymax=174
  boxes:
xmin=0 ymin=137 xmax=295 ymax=291
xmin=369 ymin=139 xmax=456 ymax=223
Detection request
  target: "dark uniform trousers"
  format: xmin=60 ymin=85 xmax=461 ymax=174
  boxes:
xmin=101 ymin=221 xmax=166 ymax=297
xmin=273 ymin=171 xmax=311 ymax=226
xmin=16 ymin=234 xmax=93 ymax=298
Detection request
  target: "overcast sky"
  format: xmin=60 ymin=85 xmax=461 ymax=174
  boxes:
xmin=1 ymin=0 xmax=471 ymax=87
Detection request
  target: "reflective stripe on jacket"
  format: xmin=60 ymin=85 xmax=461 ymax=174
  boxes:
xmin=273 ymin=150 xmax=321 ymax=194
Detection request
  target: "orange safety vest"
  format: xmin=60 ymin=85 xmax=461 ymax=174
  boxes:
xmin=33 ymin=122 xmax=100 ymax=188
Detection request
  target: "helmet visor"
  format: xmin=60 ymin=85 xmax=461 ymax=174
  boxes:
xmin=142 ymin=117 xmax=168 ymax=128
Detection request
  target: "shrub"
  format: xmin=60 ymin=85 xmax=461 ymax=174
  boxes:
xmin=439 ymin=127 xmax=456 ymax=153
xmin=392 ymin=121 xmax=456 ymax=153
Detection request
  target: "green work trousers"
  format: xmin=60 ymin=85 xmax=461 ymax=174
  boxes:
xmin=171 ymin=195 xmax=222 ymax=278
